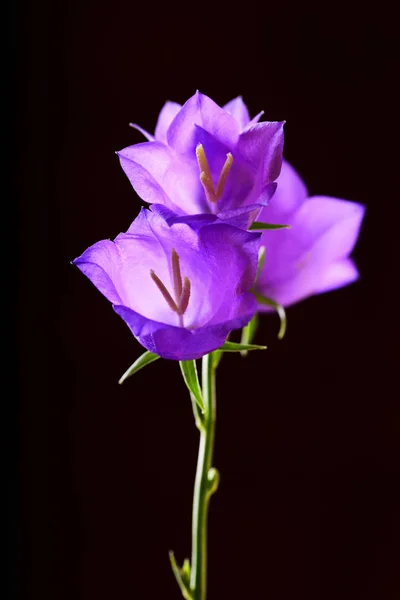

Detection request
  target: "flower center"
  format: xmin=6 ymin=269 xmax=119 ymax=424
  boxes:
xmin=196 ymin=144 xmax=234 ymax=210
xmin=150 ymin=248 xmax=191 ymax=328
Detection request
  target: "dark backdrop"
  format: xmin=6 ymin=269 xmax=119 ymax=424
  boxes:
xmin=12 ymin=2 xmax=399 ymax=599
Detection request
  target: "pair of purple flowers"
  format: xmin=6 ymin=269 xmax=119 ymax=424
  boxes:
xmin=74 ymin=92 xmax=365 ymax=360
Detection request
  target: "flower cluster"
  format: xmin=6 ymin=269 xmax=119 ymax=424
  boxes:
xmin=74 ymin=92 xmax=364 ymax=359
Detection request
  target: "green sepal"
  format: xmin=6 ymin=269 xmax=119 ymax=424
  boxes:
xmin=219 ymin=340 xmax=267 ymax=352
xmin=240 ymin=313 xmax=259 ymax=357
xmin=254 ymin=292 xmax=287 ymax=340
xmin=179 ymin=360 xmax=205 ymax=412
xmin=169 ymin=551 xmax=193 ymax=600
xmin=249 ymin=221 xmax=290 ymax=231
xmin=118 ymin=350 xmax=159 ymax=384
xmin=181 ymin=559 xmax=191 ymax=588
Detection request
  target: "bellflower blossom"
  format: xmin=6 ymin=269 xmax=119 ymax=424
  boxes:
xmin=255 ymin=160 xmax=365 ymax=307
xmin=73 ymin=207 xmax=260 ymax=360
xmin=117 ymin=92 xmax=284 ymax=226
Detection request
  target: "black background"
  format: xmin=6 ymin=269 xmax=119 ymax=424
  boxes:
xmin=10 ymin=1 xmax=399 ymax=599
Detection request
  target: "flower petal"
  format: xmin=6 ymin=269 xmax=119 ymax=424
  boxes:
xmin=113 ymin=291 xmax=256 ymax=361
xmin=222 ymin=96 xmax=251 ymax=130
xmin=73 ymin=240 xmax=124 ymax=305
xmin=243 ymin=111 xmax=265 ymax=130
xmin=167 ymin=91 xmax=240 ymax=155
xmin=149 ymin=203 xmax=217 ymax=229
xmin=257 ymin=257 xmax=359 ymax=308
xmin=117 ymin=141 xmax=204 ymax=214
xmin=154 ymin=101 xmax=182 ymax=142
xmin=291 ymin=196 xmax=365 ymax=262
xmin=198 ymin=223 xmax=261 ymax=302
xmin=236 ymin=121 xmax=285 ymax=184
xmin=258 ymin=159 xmax=308 ymax=223
xmin=256 ymin=196 xmax=365 ymax=306
xmin=217 ymin=203 xmax=266 ymax=229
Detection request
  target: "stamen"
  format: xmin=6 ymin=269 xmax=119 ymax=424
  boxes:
xmin=179 ymin=276 xmax=191 ymax=315
xmin=150 ymin=250 xmax=192 ymax=328
xmin=196 ymin=144 xmax=213 ymax=185
xmin=200 ymin=171 xmax=217 ymax=204
xmin=171 ymin=248 xmax=183 ymax=301
xmin=196 ymin=144 xmax=234 ymax=206
xmin=150 ymin=270 xmax=179 ymax=313
xmin=215 ymin=153 xmax=233 ymax=200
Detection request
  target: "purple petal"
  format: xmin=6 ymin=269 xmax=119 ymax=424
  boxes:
xmin=258 ymin=159 xmax=308 ymax=223
xmin=117 ymin=141 xmax=204 ymax=214
xmin=290 ymin=196 xmax=365 ymax=262
xmin=167 ymin=91 xmax=240 ymax=155
xmin=205 ymin=291 xmax=257 ymax=332
xmin=217 ymin=204 xmax=266 ymax=229
xmin=243 ymin=111 xmax=265 ymax=130
xmin=236 ymin=121 xmax=285 ymax=184
xmin=154 ymin=101 xmax=182 ymax=143
xmin=73 ymin=240 xmax=124 ymax=305
xmin=198 ymin=223 xmax=261 ymax=299
xmin=257 ymin=258 xmax=359 ymax=308
xmin=150 ymin=203 xmax=217 ymax=229
xmin=222 ymin=96 xmax=251 ymax=130
xmin=151 ymin=202 xmax=264 ymax=239
xmin=256 ymin=196 xmax=365 ymax=306
xmin=113 ymin=300 xmax=255 ymax=361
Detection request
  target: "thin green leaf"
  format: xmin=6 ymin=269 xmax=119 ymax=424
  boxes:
xmin=240 ymin=313 xmax=259 ymax=357
xmin=256 ymin=246 xmax=266 ymax=284
xmin=219 ymin=341 xmax=267 ymax=352
xmin=179 ymin=360 xmax=204 ymax=412
xmin=249 ymin=221 xmax=290 ymax=231
xmin=254 ymin=292 xmax=287 ymax=340
xmin=169 ymin=551 xmax=193 ymax=600
xmin=211 ymin=349 xmax=223 ymax=370
xmin=118 ymin=351 xmax=159 ymax=384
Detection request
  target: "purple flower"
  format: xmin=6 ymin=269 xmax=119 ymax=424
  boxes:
xmin=255 ymin=160 xmax=365 ymax=307
xmin=117 ymin=92 xmax=284 ymax=225
xmin=73 ymin=207 xmax=260 ymax=360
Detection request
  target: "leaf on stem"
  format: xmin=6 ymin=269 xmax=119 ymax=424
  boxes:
xmin=240 ymin=313 xmax=259 ymax=357
xmin=256 ymin=246 xmax=266 ymax=285
xmin=179 ymin=360 xmax=205 ymax=412
xmin=211 ymin=349 xmax=223 ymax=370
xmin=254 ymin=292 xmax=287 ymax=340
xmin=169 ymin=551 xmax=193 ymax=600
xmin=249 ymin=221 xmax=290 ymax=231
xmin=219 ymin=341 xmax=267 ymax=352
xmin=118 ymin=351 xmax=160 ymax=384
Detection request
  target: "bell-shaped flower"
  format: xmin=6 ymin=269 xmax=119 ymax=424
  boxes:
xmin=255 ymin=160 xmax=365 ymax=307
xmin=73 ymin=207 xmax=260 ymax=360
xmin=117 ymin=92 xmax=284 ymax=225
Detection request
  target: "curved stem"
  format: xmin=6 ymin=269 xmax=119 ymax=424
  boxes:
xmin=190 ymin=353 xmax=217 ymax=600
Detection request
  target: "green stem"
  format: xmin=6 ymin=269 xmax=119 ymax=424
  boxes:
xmin=190 ymin=353 xmax=217 ymax=600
